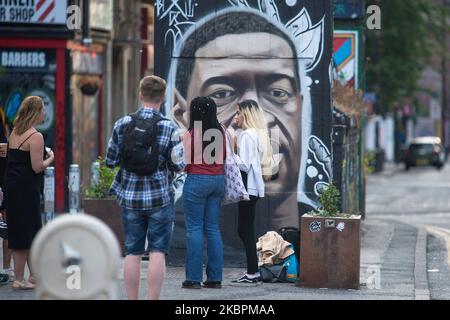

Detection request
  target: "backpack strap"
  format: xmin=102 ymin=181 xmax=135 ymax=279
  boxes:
xmin=128 ymin=112 xmax=140 ymax=124
xmin=143 ymin=113 xmax=164 ymax=128
xmin=129 ymin=111 xmax=164 ymax=124
xmin=128 ymin=112 xmax=165 ymax=140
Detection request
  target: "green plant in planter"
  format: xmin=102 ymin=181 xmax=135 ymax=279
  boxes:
xmin=317 ymin=183 xmax=340 ymax=217
xmin=308 ymin=183 xmax=349 ymax=218
xmin=84 ymin=158 xmax=119 ymax=199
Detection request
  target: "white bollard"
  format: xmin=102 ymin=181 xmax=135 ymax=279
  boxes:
xmin=30 ymin=214 xmax=121 ymax=300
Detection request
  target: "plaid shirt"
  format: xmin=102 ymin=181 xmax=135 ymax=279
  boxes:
xmin=106 ymin=107 xmax=185 ymax=210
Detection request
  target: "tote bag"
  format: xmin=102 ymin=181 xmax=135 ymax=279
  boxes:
xmin=222 ymin=128 xmax=249 ymax=205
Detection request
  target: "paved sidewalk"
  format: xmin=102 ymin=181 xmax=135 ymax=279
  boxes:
xmin=0 ymin=215 xmax=428 ymax=300
xmin=153 ymin=217 xmax=422 ymax=300
xmin=373 ymin=161 xmax=404 ymax=178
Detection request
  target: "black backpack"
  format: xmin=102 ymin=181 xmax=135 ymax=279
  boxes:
xmin=121 ymin=112 xmax=164 ymax=176
xmin=278 ymin=227 xmax=300 ymax=266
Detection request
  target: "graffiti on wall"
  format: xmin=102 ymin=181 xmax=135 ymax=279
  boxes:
xmin=333 ymin=0 xmax=365 ymax=20
xmin=333 ymin=30 xmax=360 ymax=89
xmin=155 ymin=0 xmax=333 ymax=230
xmin=0 ymin=48 xmax=56 ymax=148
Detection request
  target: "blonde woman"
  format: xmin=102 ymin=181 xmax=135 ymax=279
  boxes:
xmin=5 ymin=96 xmax=54 ymax=290
xmin=232 ymin=99 xmax=273 ymax=283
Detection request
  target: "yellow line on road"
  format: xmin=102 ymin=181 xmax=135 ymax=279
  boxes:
xmin=425 ymin=225 xmax=450 ymax=268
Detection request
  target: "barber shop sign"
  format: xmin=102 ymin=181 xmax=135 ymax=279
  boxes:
xmin=0 ymin=0 xmax=67 ymax=24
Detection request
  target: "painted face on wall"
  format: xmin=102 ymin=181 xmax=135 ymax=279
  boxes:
xmin=157 ymin=1 xmax=332 ymax=233
xmin=38 ymin=106 xmax=46 ymax=124
xmin=173 ymin=32 xmax=302 ymax=199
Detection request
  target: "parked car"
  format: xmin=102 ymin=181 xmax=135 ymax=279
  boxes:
xmin=405 ymin=136 xmax=446 ymax=170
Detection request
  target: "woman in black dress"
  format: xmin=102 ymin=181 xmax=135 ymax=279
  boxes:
xmin=5 ymin=96 xmax=54 ymax=290
xmin=0 ymin=115 xmax=13 ymax=279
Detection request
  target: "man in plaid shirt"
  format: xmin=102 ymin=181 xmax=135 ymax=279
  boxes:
xmin=106 ymin=75 xmax=185 ymax=300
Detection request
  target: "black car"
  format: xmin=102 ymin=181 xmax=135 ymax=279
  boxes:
xmin=405 ymin=137 xmax=446 ymax=170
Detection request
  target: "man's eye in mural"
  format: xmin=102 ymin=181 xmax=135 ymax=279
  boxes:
xmin=258 ymin=77 xmax=296 ymax=106
xmin=209 ymin=89 xmax=235 ymax=100
xmin=205 ymin=86 xmax=238 ymax=107
xmin=266 ymin=88 xmax=292 ymax=102
xmin=263 ymin=86 xmax=294 ymax=107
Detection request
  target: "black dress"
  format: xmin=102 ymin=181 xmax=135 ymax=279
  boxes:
xmin=0 ymin=123 xmax=7 ymax=210
xmin=5 ymin=132 xmax=42 ymax=250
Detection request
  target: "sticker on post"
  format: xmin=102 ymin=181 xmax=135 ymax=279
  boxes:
xmin=309 ymin=221 xmax=321 ymax=233
xmin=325 ymin=219 xmax=335 ymax=228
xmin=336 ymin=222 xmax=345 ymax=232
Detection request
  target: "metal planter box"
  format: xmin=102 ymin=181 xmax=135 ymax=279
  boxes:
xmin=83 ymin=198 xmax=125 ymax=257
xmin=298 ymin=214 xmax=361 ymax=289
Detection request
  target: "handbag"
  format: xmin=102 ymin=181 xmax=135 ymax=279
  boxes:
xmin=222 ymin=128 xmax=249 ymax=205
xmin=260 ymin=264 xmax=287 ymax=283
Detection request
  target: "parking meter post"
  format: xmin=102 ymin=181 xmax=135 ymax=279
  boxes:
xmin=69 ymin=164 xmax=80 ymax=214
xmin=43 ymin=167 xmax=55 ymax=224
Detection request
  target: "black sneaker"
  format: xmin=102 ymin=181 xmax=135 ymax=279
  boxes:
xmin=203 ymin=281 xmax=222 ymax=289
xmin=182 ymin=280 xmax=201 ymax=289
xmin=232 ymin=274 xmax=260 ymax=283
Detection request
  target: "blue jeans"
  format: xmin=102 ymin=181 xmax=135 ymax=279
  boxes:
xmin=182 ymin=174 xmax=225 ymax=282
xmin=122 ymin=203 xmax=174 ymax=256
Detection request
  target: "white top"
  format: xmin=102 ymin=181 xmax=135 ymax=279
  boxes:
xmin=234 ymin=128 xmax=265 ymax=198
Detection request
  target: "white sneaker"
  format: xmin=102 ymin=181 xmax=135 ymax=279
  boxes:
xmin=3 ymin=268 xmax=14 ymax=282
xmin=0 ymin=273 xmax=8 ymax=285
xmin=232 ymin=273 xmax=261 ymax=283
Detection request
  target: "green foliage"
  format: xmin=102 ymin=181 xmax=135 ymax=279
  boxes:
xmin=365 ymin=151 xmax=376 ymax=175
xmin=366 ymin=0 xmax=450 ymax=111
xmin=84 ymin=157 xmax=119 ymax=199
xmin=317 ymin=183 xmax=341 ymax=217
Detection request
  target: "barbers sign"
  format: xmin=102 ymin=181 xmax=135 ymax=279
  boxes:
xmin=0 ymin=0 xmax=67 ymax=24
xmin=0 ymin=49 xmax=54 ymax=72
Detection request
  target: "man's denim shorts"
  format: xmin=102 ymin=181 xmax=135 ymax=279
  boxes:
xmin=122 ymin=204 xmax=174 ymax=256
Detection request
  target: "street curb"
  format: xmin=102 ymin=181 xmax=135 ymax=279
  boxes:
xmin=414 ymin=228 xmax=430 ymax=300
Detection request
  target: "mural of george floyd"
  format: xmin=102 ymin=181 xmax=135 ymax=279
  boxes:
xmin=154 ymin=0 xmax=333 ymax=250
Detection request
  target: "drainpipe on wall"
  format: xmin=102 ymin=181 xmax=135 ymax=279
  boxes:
xmin=105 ymin=41 xmax=113 ymax=146
xmin=82 ymin=0 xmax=92 ymax=47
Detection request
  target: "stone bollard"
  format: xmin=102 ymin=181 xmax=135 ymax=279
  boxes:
xmin=30 ymin=214 xmax=121 ymax=300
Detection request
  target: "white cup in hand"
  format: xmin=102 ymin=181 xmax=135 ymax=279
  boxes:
xmin=45 ymin=147 xmax=54 ymax=158
xmin=0 ymin=143 xmax=7 ymax=158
